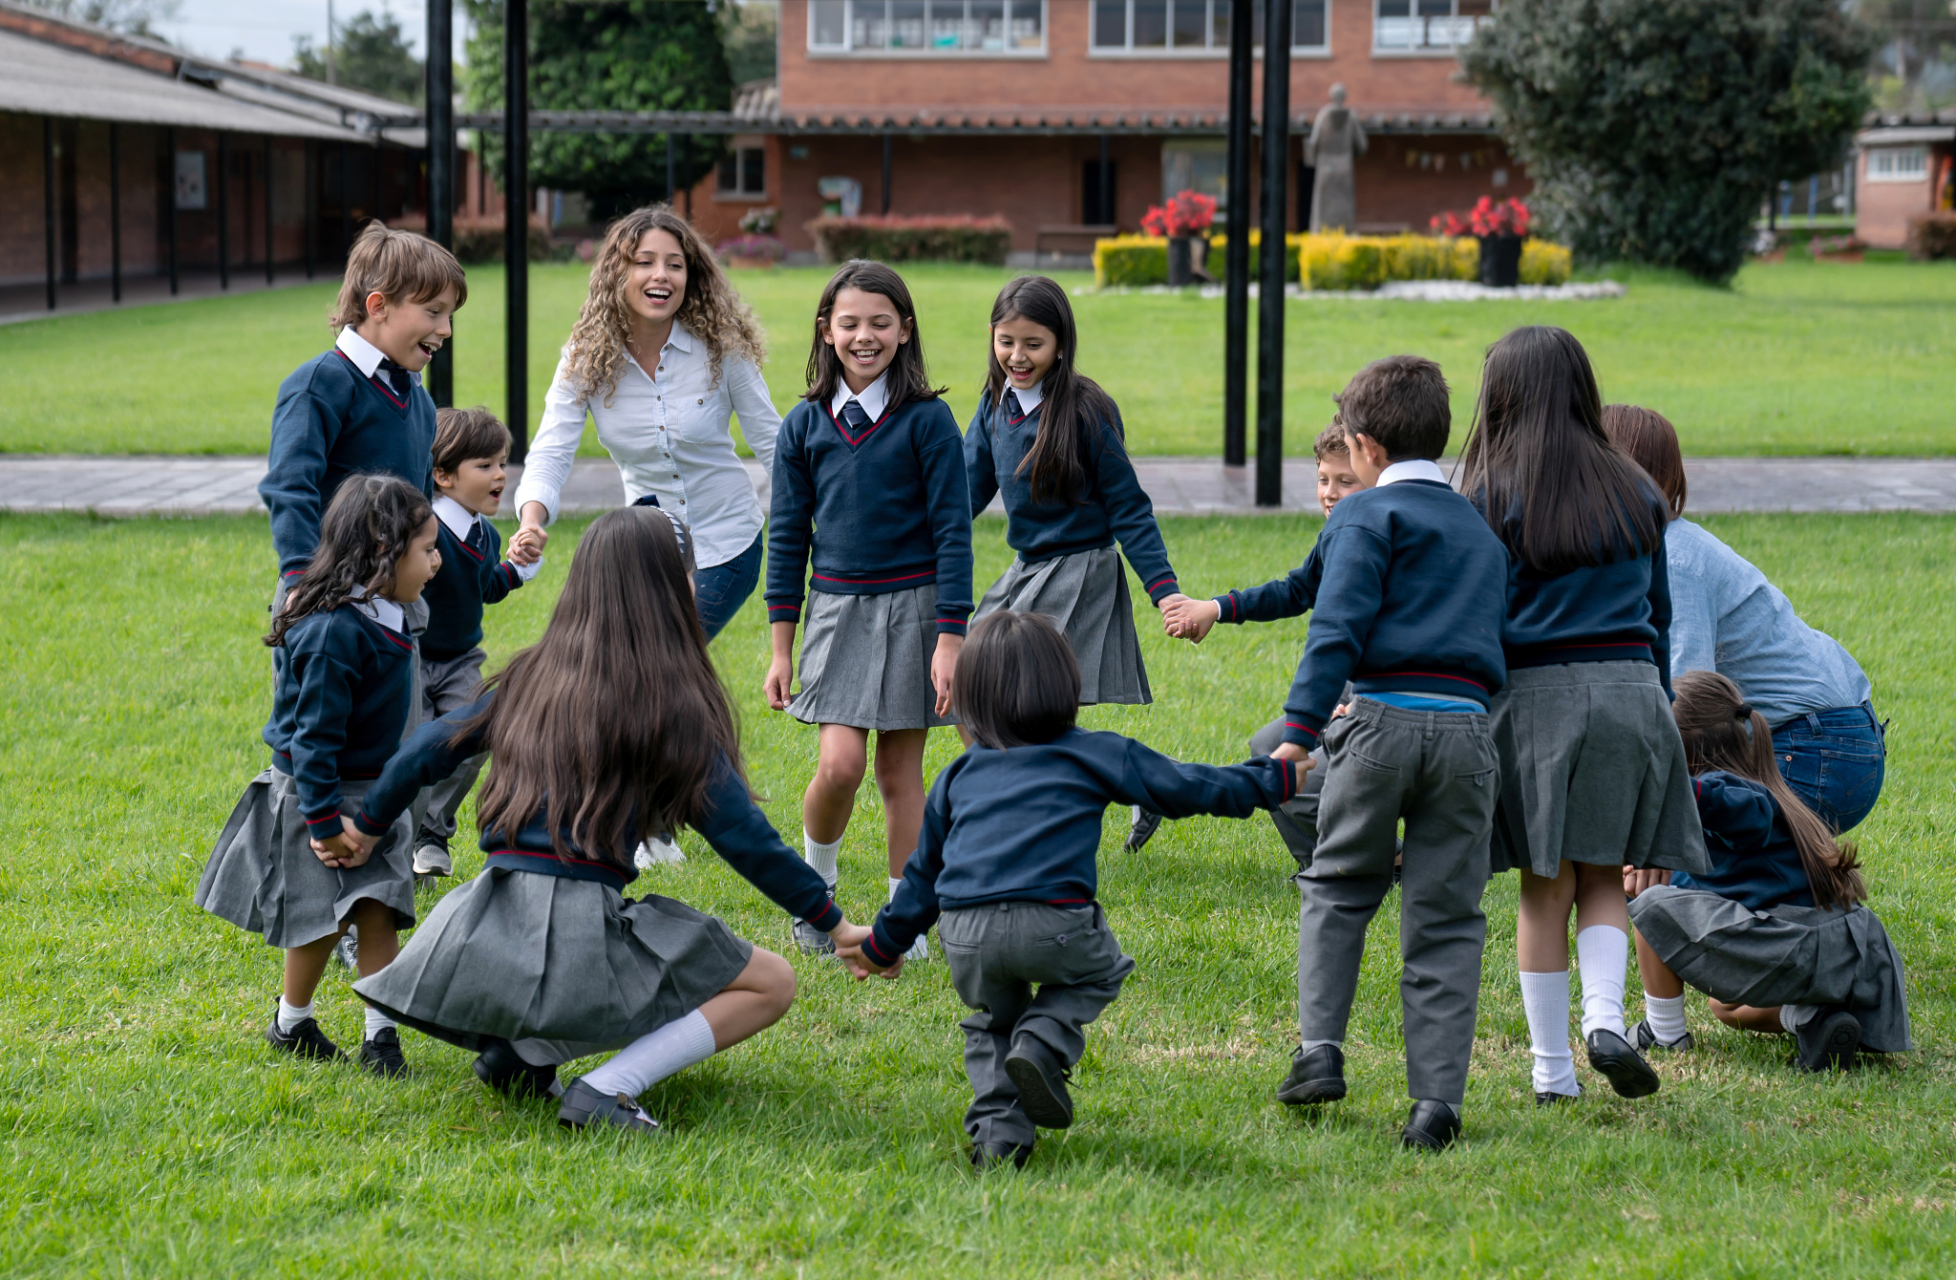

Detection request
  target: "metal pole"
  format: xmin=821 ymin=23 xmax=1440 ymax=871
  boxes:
xmin=371 ymin=143 xmax=383 ymax=224
xmin=427 ymin=0 xmax=455 ymax=407
xmin=1222 ymin=0 xmax=1252 ymax=468
xmin=881 ymin=133 xmax=892 ymax=214
xmin=110 ymin=121 xmax=123 ymax=303
xmin=264 ymin=134 xmax=275 ymax=284
xmin=167 ymin=126 xmax=179 ymax=295
xmin=505 ymin=0 xmax=530 ymax=460
xmin=43 ymin=116 xmax=56 ymax=311
xmin=218 ymin=132 xmax=230 ymax=289
xmin=665 ymin=129 xmax=677 ymax=202
xmin=1255 ymin=0 xmax=1291 ymax=507
xmin=304 ymin=139 xmax=316 ymax=279
xmin=1098 ymin=132 xmax=1111 ymax=225
xmin=339 ymin=144 xmax=351 ymax=259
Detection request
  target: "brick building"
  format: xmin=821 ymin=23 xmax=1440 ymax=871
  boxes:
xmin=1851 ymin=118 xmax=1955 ymax=251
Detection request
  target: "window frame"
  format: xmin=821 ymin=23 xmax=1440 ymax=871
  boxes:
xmin=1087 ymin=0 xmax=1331 ymax=60
xmin=715 ymin=140 xmax=769 ymax=201
xmin=806 ymin=0 xmax=1049 ymax=58
xmin=1865 ymin=146 xmax=1930 ymax=184
xmin=1370 ymin=0 xmax=1493 ymax=58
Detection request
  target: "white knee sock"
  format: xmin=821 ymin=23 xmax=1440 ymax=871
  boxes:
xmin=1780 ymin=1003 xmax=1818 ymax=1032
xmin=1519 ymin=970 xmax=1578 ymax=1096
xmin=1575 ymin=925 xmax=1629 ymax=1039
xmin=579 ymin=1009 xmax=718 ymax=1099
xmin=276 ymin=996 xmax=314 ymax=1034
xmin=803 ymin=832 xmax=840 ymax=888
xmin=364 ymin=1005 xmax=397 ymax=1039
xmin=887 ymin=875 xmax=904 ymax=901
xmin=1642 ymin=993 xmax=1688 ymax=1045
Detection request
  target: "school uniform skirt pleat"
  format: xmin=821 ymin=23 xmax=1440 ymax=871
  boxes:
xmin=1628 ymin=885 xmax=1911 ymax=1053
xmin=789 ymin=584 xmax=957 ymax=731
xmin=351 ymin=867 xmax=753 ymax=1062
xmin=196 ymin=770 xmax=416 ymax=949
xmin=1486 ymin=661 xmax=1708 ymax=878
xmin=972 ymin=548 xmax=1150 ymax=706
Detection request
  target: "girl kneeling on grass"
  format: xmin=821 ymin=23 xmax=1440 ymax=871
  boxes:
xmin=1626 ymin=671 xmax=1910 ymax=1071
xmin=347 ymin=506 xmax=870 ymax=1135
xmin=197 ymin=474 xmax=442 ymax=1078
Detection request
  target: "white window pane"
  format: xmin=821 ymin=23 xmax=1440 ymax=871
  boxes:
xmin=853 ymin=0 xmax=891 ymax=50
xmin=1212 ymin=0 xmax=1230 ymax=46
xmin=1171 ymin=0 xmax=1207 ymax=47
xmin=812 ymin=0 xmax=847 ymax=46
xmin=891 ymin=0 xmax=926 ymax=46
xmin=1010 ymin=0 xmax=1043 ymax=47
xmin=1134 ymin=0 xmax=1168 ymax=46
xmin=1293 ymin=0 xmax=1325 ymax=47
xmin=972 ymin=0 xmax=1005 ymax=48
xmin=1375 ymin=16 xmax=1414 ymax=47
xmin=927 ymin=0 xmax=963 ymax=48
xmin=1094 ymin=0 xmax=1127 ymax=47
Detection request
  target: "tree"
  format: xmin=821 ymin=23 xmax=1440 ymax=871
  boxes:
xmin=464 ymin=0 xmax=733 ymax=222
xmin=1462 ymin=0 xmax=1874 ymax=281
xmin=721 ymin=0 xmax=778 ymax=84
xmin=292 ymin=8 xmax=424 ymax=104
xmin=20 ymin=0 xmax=180 ymax=38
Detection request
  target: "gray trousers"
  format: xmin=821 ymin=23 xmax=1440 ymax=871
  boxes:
xmin=1251 ymin=719 xmax=1328 ymax=870
xmin=939 ymin=902 xmax=1136 ymax=1148
xmin=416 ymin=647 xmax=488 ymax=848
xmin=1298 ymin=700 xmax=1498 ymax=1106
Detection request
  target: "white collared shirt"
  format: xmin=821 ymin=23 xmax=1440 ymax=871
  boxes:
xmin=433 ymin=493 xmax=541 ymax=581
xmin=1001 ymin=379 xmax=1044 ymax=413
xmin=516 ymin=321 xmax=781 ymax=571
xmin=1375 ymin=459 xmax=1448 ymax=487
xmin=830 ymin=370 xmax=891 ymax=424
xmin=334 ymin=326 xmax=421 ymax=388
xmin=349 ymin=589 xmax=406 ymax=633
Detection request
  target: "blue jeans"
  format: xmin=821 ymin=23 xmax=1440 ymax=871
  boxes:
xmin=694 ymin=532 xmax=764 ymax=640
xmin=1772 ymin=702 xmax=1886 ymax=834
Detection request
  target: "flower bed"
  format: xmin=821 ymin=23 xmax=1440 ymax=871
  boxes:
xmin=1094 ymin=231 xmax=1570 ymax=290
xmin=803 ymin=215 xmax=1013 ymax=265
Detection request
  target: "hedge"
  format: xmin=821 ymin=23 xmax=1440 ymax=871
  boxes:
xmin=1093 ymin=231 xmax=1572 ymax=289
xmin=386 ymin=214 xmax=554 ymax=265
xmin=804 ymin=215 xmax=1013 ymax=265
xmin=1906 ymin=212 xmax=1956 ymax=261
xmin=1093 ymin=232 xmax=1300 ymax=287
xmin=1519 ymin=238 xmax=1574 ymax=285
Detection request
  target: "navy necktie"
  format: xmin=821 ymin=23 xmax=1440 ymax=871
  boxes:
xmin=1004 ymin=390 xmax=1025 ymax=420
xmin=465 ymin=519 xmax=487 ymax=554
xmin=377 ymin=359 xmax=409 ymax=398
xmin=842 ymin=399 xmax=871 ymax=432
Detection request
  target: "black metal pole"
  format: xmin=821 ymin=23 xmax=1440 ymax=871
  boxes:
xmin=1098 ymin=132 xmax=1111 ymax=225
xmin=166 ymin=127 xmax=179 ymax=295
xmin=264 ymin=134 xmax=275 ymax=284
xmin=665 ymin=129 xmax=677 ymax=203
xmin=1222 ymin=0 xmax=1253 ymax=468
xmin=881 ymin=133 xmax=893 ymax=214
xmin=218 ymin=132 xmax=230 ymax=289
xmin=427 ymin=0 xmax=455 ymax=407
xmin=1255 ymin=0 xmax=1291 ymax=507
xmin=505 ymin=0 xmax=530 ymax=460
xmin=43 ymin=116 xmax=56 ymax=311
xmin=304 ymin=139 xmax=316 ymax=279
xmin=110 ymin=122 xmax=123 ymax=303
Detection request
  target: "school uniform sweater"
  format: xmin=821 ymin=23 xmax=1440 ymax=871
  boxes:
xmin=964 ymin=396 xmax=1179 ymax=602
xmin=863 ymin=728 xmax=1297 ymax=966
xmin=1214 ymin=557 xmax=1319 ymax=623
xmin=1279 ymin=479 xmax=1510 ymax=748
xmin=1670 ymin=771 xmax=1816 ymax=911
xmin=765 ymin=396 xmax=974 ymax=635
xmin=419 ymin=513 xmax=525 ymax=662
xmin=264 ymin=604 xmax=417 ymax=832
xmin=261 ymin=348 xmax=438 ymax=579
xmin=354 ymin=694 xmax=844 ymax=928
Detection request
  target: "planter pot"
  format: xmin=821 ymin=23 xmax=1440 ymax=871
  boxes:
xmin=1478 ymin=233 xmax=1523 ymax=288
xmin=1166 ymin=236 xmax=1193 ymax=286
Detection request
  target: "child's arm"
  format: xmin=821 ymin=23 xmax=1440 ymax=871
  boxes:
xmin=840 ymin=769 xmax=954 ymax=977
xmin=351 ymin=695 xmax=495 ymax=842
xmin=1111 ymin=737 xmax=1302 ymax=819
xmin=1692 ymin=771 xmax=1777 ymax=855
xmin=727 ymin=357 xmax=783 ymax=478
xmin=1647 ymin=521 xmax=1675 ymax=697
xmin=1278 ymin=525 xmax=1389 ymax=750
xmin=282 ymin=642 xmax=360 ymax=851
xmin=692 ymin=757 xmax=849 ymax=935
xmin=763 ymin=417 xmax=816 ymax=708
xmin=1092 ymin=416 xmax=1180 ymax=607
xmin=963 ymin=400 xmax=1001 ymax=520
xmin=261 ymin=379 xmax=344 ymax=581
xmin=478 ymin=524 xmax=537 ymax=603
xmin=920 ymin=406 xmax=975 ymax=714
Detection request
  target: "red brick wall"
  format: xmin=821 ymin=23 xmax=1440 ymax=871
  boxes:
xmin=1853 ymin=146 xmax=1946 ymax=250
xmin=1347 ymin=133 xmax=1531 ymax=232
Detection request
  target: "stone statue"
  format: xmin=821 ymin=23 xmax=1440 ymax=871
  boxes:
xmin=1304 ymin=83 xmax=1368 ymax=234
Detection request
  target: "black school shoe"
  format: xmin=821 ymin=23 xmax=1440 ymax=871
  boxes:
xmin=970 ymin=1140 xmax=1034 ymax=1171
xmin=1632 ymin=1019 xmax=1695 ymax=1053
xmin=1124 ymin=807 xmax=1164 ymax=852
xmin=1585 ymin=1028 xmax=1661 ymax=1098
xmin=1534 ymin=1082 xmax=1583 ymax=1107
xmin=557 ymin=1078 xmax=660 ymax=1136
xmin=1276 ymin=1043 xmax=1347 ymax=1106
xmin=1401 ymin=1099 xmax=1462 ymax=1150
xmin=1791 ymin=1007 xmax=1862 ymax=1073
xmin=359 ymin=1027 xmax=408 ymax=1078
xmin=1004 ymin=1037 xmax=1075 ymax=1129
xmin=264 ymin=1011 xmax=347 ymax=1062
xmin=473 ymin=1036 xmax=559 ymax=1099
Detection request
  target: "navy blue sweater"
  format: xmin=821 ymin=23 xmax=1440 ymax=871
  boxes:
xmin=1279 ymin=480 xmax=1509 ymax=747
xmin=1214 ymin=549 xmax=1321 ymax=624
xmin=765 ymin=396 xmax=974 ymax=635
xmin=964 ymin=396 xmax=1179 ymax=603
xmin=264 ymin=605 xmax=416 ymax=832
xmin=1671 ymin=771 xmax=1816 ymax=911
xmin=354 ymin=694 xmax=843 ymax=929
xmin=420 ymin=515 xmax=525 ymax=662
xmin=262 ymin=349 xmax=437 ymax=579
xmin=863 ymin=728 xmax=1298 ymax=966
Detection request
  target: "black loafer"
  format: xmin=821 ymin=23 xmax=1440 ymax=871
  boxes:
xmin=557 ymin=1078 xmax=660 ymax=1135
xmin=474 ymin=1036 xmax=559 ymax=1099
xmin=970 ymin=1140 xmax=1034 ymax=1171
xmin=359 ymin=1027 xmax=408 ymax=1078
xmin=1632 ymin=1019 xmax=1694 ymax=1053
xmin=1586 ymin=1028 xmax=1661 ymax=1099
xmin=1791 ymin=1007 xmax=1861 ymax=1073
xmin=1534 ymin=1083 xmax=1582 ymax=1106
xmin=1124 ymin=807 xmax=1165 ymax=852
xmin=1276 ymin=1043 xmax=1347 ymax=1106
xmin=1004 ymin=1037 xmax=1074 ymax=1129
xmin=1401 ymin=1099 xmax=1461 ymax=1150
xmin=264 ymin=1011 xmax=346 ymax=1062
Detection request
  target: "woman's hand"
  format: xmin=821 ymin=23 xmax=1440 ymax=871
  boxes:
xmin=931 ymin=633 xmax=964 ymax=717
xmin=509 ymin=502 xmax=550 ymax=566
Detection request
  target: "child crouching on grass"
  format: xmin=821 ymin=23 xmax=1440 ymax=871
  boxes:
xmin=837 ymin=610 xmax=1300 ymax=1170
xmin=197 ymin=475 xmax=442 ymax=1077
xmin=1626 ymin=671 xmax=1910 ymax=1071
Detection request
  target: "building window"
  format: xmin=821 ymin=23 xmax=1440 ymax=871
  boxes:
xmin=1162 ymin=139 xmax=1229 ymax=208
xmin=1373 ymin=0 xmax=1491 ymax=52
xmin=718 ymin=144 xmax=766 ymax=198
xmin=1091 ymin=0 xmax=1328 ymax=54
xmin=1866 ymin=146 xmax=1930 ymax=183
xmin=808 ymin=0 xmax=1045 ymax=55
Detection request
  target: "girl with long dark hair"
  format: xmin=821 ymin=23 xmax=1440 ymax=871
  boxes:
xmin=349 ymin=507 xmax=868 ymax=1135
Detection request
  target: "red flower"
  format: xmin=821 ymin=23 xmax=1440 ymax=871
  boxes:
xmin=1142 ymin=189 xmax=1218 ymax=237
xmin=1439 ymin=197 xmax=1529 ymax=239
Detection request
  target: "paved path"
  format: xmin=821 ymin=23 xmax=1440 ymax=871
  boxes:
xmin=3 ymin=454 xmax=1955 ymax=517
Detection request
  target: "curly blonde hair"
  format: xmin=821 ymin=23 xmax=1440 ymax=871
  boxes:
xmin=564 ymin=205 xmax=764 ymax=406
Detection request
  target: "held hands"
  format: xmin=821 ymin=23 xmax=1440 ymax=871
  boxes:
xmin=1623 ymin=867 xmax=1672 ymax=899
xmin=311 ymin=816 xmax=373 ymax=868
xmin=1158 ymin=593 xmax=1220 ymax=644
xmin=1269 ymin=741 xmax=1315 ymax=766
xmin=930 ymin=633 xmax=964 ymax=717
xmin=506 ymin=526 xmax=547 ymax=566
xmin=833 ymin=922 xmax=906 ymax=981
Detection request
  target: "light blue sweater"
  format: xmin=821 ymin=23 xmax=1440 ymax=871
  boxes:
xmin=1664 ymin=518 xmax=1871 ymax=726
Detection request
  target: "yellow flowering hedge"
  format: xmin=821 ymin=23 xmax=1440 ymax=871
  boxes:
xmin=1092 ymin=231 xmax=1572 ymax=289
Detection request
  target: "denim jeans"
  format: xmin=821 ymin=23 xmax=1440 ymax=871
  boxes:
xmin=693 ymin=532 xmax=764 ymax=640
xmin=1772 ymin=702 xmax=1886 ymax=834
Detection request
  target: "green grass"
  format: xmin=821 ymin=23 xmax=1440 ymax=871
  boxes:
xmin=3 ymin=257 xmax=1954 ymax=457
xmin=3 ymin=511 xmax=1954 ymax=1277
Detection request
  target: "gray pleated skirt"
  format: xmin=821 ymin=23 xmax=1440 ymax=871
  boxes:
xmin=351 ymin=866 xmax=753 ymax=1064
xmin=1629 ymin=885 xmax=1911 ymax=1053
xmin=973 ymin=548 xmax=1151 ymax=706
xmin=789 ymin=584 xmax=956 ymax=731
xmin=196 ymin=769 xmax=416 ymax=949
xmin=1487 ymin=661 xmax=1709 ymax=878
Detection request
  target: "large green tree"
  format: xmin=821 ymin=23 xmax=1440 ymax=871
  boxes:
xmin=464 ymin=0 xmax=733 ymax=221
xmin=1463 ymin=0 xmax=1874 ymax=281
xmin=292 ymin=8 xmax=424 ymax=104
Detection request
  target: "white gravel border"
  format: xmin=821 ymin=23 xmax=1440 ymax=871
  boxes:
xmin=1080 ymin=280 xmax=1625 ymax=301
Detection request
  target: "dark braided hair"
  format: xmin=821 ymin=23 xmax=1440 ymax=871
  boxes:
xmin=267 ymin=474 xmax=433 ymax=647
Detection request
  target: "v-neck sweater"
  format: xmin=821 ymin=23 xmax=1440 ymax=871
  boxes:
xmin=264 ymin=604 xmax=417 ymax=828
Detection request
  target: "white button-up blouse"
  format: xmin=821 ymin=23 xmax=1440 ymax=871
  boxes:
xmin=513 ymin=321 xmax=781 ymax=570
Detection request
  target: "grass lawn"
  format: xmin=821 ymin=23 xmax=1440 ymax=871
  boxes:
xmin=2 ymin=256 xmax=1953 ymax=458
xmin=3 ymin=510 xmax=1954 ymax=1277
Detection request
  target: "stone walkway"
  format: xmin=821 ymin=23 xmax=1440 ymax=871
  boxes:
xmin=3 ymin=454 xmax=1955 ymax=517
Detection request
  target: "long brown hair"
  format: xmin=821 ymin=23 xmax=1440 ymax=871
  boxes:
xmin=984 ymin=275 xmax=1120 ymax=505
xmin=1672 ymin=670 xmax=1866 ymax=911
xmin=1600 ymin=403 xmax=1688 ymax=520
xmin=803 ymin=260 xmax=943 ymax=408
xmin=464 ymin=506 xmax=741 ymax=869
xmin=1455 ymin=326 xmax=1664 ymax=573
xmin=267 ymin=474 xmax=431 ymax=647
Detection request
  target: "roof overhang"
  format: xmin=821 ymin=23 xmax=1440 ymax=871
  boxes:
xmin=435 ymin=108 xmax=1498 ymax=138
xmin=1856 ymin=125 xmax=1956 ymax=146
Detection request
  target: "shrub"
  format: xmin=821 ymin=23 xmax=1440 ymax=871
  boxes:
xmin=804 ymin=215 xmax=1013 ymax=264
xmin=1906 ymin=212 xmax=1956 ymax=261
xmin=718 ymin=234 xmax=786 ymax=264
xmin=1519 ymin=238 xmax=1573 ymax=285
xmin=1188 ymin=232 xmax=1302 ymax=283
xmin=1380 ymin=233 xmax=1474 ymax=281
xmin=1093 ymin=235 xmax=1171 ymax=287
xmin=1092 ymin=231 xmax=1569 ymax=290
xmin=1300 ymin=235 xmax=1386 ymax=290
xmin=383 ymin=214 xmax=552 ymax=264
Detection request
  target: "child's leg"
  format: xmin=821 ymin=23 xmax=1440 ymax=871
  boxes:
xmin=282 ymin=932 xmax=342 ymax=1008
xmin=347 ymin=899 xmax=400 ymax=976
xmin=803 ymin=724 xmax=870 ymax=845
xmin=1517 ymin=864 xmax=1580 ymax=1095
xmin=870 ymin=727 xmax=929 ymax=879
xmin=1633 ymin=927 xmax=1692 ymax=1047
xmin=579 ymin=949 xmax=797 ymax=1102
xmin=1013 ymin=905 xmax=1135 ymax=1066
xmin=1708 ymin=999 xmax=1787 ymax=1032
xmin=1572 ymin=863 xmax=1631 ymax=1039
xmin=938 ymin=908 xmax=1039 ymax=1151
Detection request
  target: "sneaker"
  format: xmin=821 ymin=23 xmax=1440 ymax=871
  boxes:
xmin=359 ymin=1027 xmax=408 ymax=1078
xmin=473 ymin=1036 xmax=560 ymax=1100
xmin=1124 ymin=807 xmax=1164 ymax=852
xmin=333 ymin=926 xmax=359 ymax=971
xmin=790 ymin=918 xmax=836 ymax=955
xmin=1791 ymin=1006 xmax=1861 ymax=1073
xmin=634 ymin=835 xmax=686 ymax=869
xmin=901 ymin=932 xmax=931 ymax=963
xmin=412 ymin=843 xmax=453 ymax=878
xmin=557 ymin=1078 xmax=660 ymax=1136
xmin=1585 ymin=1027 xmax=1661 ymax=1099
xmin=1003 ymin=1036 xmax=1074 ymax=1129
xmin=1276 ymin=1043 xmax=1347 ymax=1107
xmin=1632 ymin=1018 xmax=1694 ymax=1053
xmin=264 ymin=1010 xmax=346 ymax=1062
